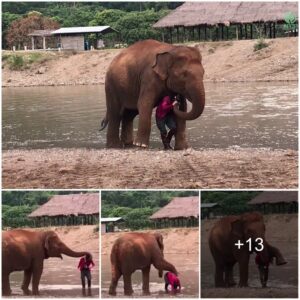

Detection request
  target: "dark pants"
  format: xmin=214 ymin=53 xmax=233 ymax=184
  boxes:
xmin=81 ymin=269 xmax=91 ymax=288
xmin=156 ymin=114 xmax=176 ymax=136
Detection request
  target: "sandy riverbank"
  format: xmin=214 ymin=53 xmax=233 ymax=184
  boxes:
xmin=2 ymin=37 xmax=298 ymax=87
xmin=2 ymin=148 xmax=297 ymax=189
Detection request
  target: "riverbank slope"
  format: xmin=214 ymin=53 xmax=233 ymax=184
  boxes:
xmin=2 ymin=37 xmax=297 ymax=87
xmin=2 ymin=148 xmax=297 ymax=189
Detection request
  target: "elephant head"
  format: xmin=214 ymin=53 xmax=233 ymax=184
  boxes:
xmin=152 ymin=46 xmax=205 ymax=121
xmin=43 ymin=231 xmax=90 ymax=259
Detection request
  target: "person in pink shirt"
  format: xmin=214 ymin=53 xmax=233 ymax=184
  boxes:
xmin=78 ymin=253 xmax=95 ymax=290
xmin=156 ymin=94 xmax=179 ymax=150
xmin=164 ymin=271 xmax=181 ymax=292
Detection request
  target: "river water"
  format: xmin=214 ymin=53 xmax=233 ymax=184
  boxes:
xmin=2 ymin=82 xmax=297 ymax=150
xmin=8 ymin=254 xmax=99 ymax=297
xmin=101 ymin=254 xmax=199 ymax=298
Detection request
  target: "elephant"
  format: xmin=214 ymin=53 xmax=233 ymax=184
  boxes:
xmin=208 ymin=212 xmax=286 ymax=288
xmin=2 ymin=229 xmax=90 ymax=296
xmin=100 ymin=39 xmax=205 ymax=150
xmin=108 ymin=232 xmax=178 ymax=296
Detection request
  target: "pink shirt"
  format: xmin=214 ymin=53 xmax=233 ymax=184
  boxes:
xmin=166 ymin=272 xmax=181 ymax=290
xmin=156 ymin=96 xmax=174 ymax=119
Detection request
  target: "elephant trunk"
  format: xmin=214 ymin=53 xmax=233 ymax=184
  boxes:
xmin=154 ymin=258 xmax=178 ymax=277
xmin=60 ymin=243 xmax=90 ymax=258
xmin=173 ymin=81 xmax=205 ymax=121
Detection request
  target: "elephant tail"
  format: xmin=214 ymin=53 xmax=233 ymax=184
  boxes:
xmin=99 ymin=114 xmax=108 ymax=131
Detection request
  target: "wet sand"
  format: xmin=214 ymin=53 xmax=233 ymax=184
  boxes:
xmin=2 ymin=148 xmax=297 ymax=189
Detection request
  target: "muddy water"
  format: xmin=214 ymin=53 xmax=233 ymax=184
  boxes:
xmin=2 ymin=82 xmax=297 ymax=150
xmin=201 ymin=241 xmax=297 ymax=291
xmin=8 ymin=254 xmax=99 ymax=297
xmin=101 ymin=254 xmax=199 ymax=298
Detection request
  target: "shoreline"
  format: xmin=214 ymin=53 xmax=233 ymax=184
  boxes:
xmin=3 ymin=148 xmax=297 ymax=189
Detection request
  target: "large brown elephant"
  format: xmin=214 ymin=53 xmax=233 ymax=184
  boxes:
xmin=100 ymin=39 xmax=205 ymax=150
xmin=209 ymin=212 xmax=286 ymax=287
xmin=2 ymin=229 xmax=90 ymax=296
xmin=109 ymin=232 xmax=178 ymax=296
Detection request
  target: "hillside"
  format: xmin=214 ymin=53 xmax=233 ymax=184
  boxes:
xmin=2 ymin=37 xmax=297 ymax=87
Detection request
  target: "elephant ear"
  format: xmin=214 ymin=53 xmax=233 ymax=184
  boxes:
xmin=152 ymin=52 xmax=173 ymax=81
xmin=231 ymin=219 xmax=244 ymax=239
xmin=154 ymin=233 xmax=164 ymax=252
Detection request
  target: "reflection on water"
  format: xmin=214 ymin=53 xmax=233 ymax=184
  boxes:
xmin=2 ymin=82 xmax=298 ymax=150
xmin=101 ymin=254 xmax=199 ymax=298
xmin=201 ymin=241 xmax=297 ymax=289
xmin=9 ymin=254 xmax=99 ymax=297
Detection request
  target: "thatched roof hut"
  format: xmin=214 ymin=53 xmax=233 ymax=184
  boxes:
xmin=150 ymin=196 xmax=199 ymax=227
xmin=154 ymin=2 xmax=298 ymax=28
xmin=29 ymin=193 xmax=99 ymax=226
xmin=248 ymin=191 xmax=298 ymax=205
xmin=248 ymin=191 xmax=298 ymax=214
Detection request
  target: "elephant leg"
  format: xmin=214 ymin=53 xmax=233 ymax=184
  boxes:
xmin=107 ymin=113 xmax=122 ymax=148
xmin=21 ymin=269 xmax=32 ymax=295
xmin=31 ymin=262 xmax=43 ymax=295
xmin=224 ymin=263 xmax=236 ymax=287
xmin=108 ymin=266 xmax=121 ymax=296
xmin=2 ymin=272 xmax=12 ymax=296
xmin=123 ymin=272 xmax=134 ymax=296
xmin=215 ymin=263 xmax=225 ymax=287
xmin=237 ymin=254 xmax=249 ymax=287
xmin=142 ymin=266 xmax=151 ymax=295
xmin=135 ymin=97 xmax=154 ymax=147
xmin=174 ymin=99 xmax=188 ymax=150
xmin=121 ymin=109 xmax=138 ymax=146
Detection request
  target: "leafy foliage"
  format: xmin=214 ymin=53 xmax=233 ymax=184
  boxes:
xmin=201 ymin=191 xmax=261 ymax=215
xmin=101 ymin=191 xmax=198 ymax=230
xmin=253 ymin=38 xmax=269 ymax=52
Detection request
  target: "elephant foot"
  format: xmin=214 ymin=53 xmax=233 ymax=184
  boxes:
xmin=133 ymin=141 xmax=148 ymax=148
xmin=106 ymin=139 xmax=123 ymax=149
xmin=22 ymin=288 xmax=32 ymax=295
xmin=108 ymin=286 xmax=117 ymax=296
xmin=32 ymin=289 xmax=40 ymax=296
xmin=143 ymin=290 xmax=150 ymax=295
xmin=174 ymin=140 xmax=189 ymax=150
xmin=124 ymin=289 xmax=134 ymax=296
xmin=123 ymin=142 xmax=134 ymax=148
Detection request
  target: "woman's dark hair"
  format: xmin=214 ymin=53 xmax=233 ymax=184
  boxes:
xmin=85 ymin=253 xmax=92 ymax=260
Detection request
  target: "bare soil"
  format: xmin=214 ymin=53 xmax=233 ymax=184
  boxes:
xmin=2 ymin=148 xmax=297 ymax=189
xmin=101 ymin=228 xmax=199 ymax=255
xmin=2 ymin=37 xmax=297 ymax=87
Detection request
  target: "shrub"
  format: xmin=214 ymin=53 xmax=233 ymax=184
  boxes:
xmin=8 ymin=54 xmax=25 ymax=70
xmin=254 ymin=38 xmax=269 ymax=52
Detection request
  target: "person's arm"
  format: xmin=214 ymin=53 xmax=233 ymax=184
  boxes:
xmin=78 ymin=258 xmax=83 ymax=269
xmin=161 ymin=97 xmax=174 ymax=112
xmin=90 ymin=260 xmax=95 ymax=269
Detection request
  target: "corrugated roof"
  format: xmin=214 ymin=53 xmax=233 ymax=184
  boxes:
xmin=153 ymin=2 xmax=298 ymax=27
xmin=248 ymin=191 xmax=298 ymax=205
xmin=150 ymin=197 xmax=199 ymax=219
xmin=52 ymin=26 xmax=114 ymax=35
xmin=29 ymin=193 xmax=99 ymax=217
xmin=201 ymin=203 xmax=219 ymax=208
xmin=28 ymin=29 xmax=55 ymax=37
xmin=101 ymin=217 xmax=123 ymax=223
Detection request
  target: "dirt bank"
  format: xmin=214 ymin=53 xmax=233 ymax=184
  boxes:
xmin=2 ymin=148 xmax=297 ymax=189
xmin=201 ymin=214 xmax=298 ymax=298
xmin=101 ymin=228 xmax=199 ymax=255
xmin=2 ymin=37 xmax=297 ymax=87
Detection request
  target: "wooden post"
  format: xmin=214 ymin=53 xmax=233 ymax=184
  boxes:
xmin=204 ymin=25 xmax=207 ymax=40
xmin=215 ymin=26 xmax=219 ymax=41
xmin=273 ymin=22 xmax=276 ymax=38
xmin=226 ymin=26 xmax=229 ymax=40
xmin=198 ymin=26 xmax=201 ymax=41
xmin=169 ymin=27 xmax=172 ymax=43
xmin=176 ymin=27 xmax=179 ymax=43
xmin=269 ymin=22 xmax=272 ymax=38
xmin=236 ymin=25 xmax=239 ymax=40
xmin=183 ymin=27 xmax=186 ymax=42
xmin=250 ymin=24 xmax=253 ymax=39
xmin=43 ymin=36 xmax=46 ymax=50
xmin=192 ymin=26 xmax=195 ymax=41
xmin=31 ymin=36 xmax=35 ymax=50
xmin=245 ymin=24 xmax=248 ymax=39
xmin=239 ymin=24 xmax=243 ymax=39
xmin=221 ymin=24 xmax=224 ymax=40
xmin=264 ymin=23 xmax=267 ymax=36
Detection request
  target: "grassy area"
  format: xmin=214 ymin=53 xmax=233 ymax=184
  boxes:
xmin=2 ymin=51 xmax=59 ymax=70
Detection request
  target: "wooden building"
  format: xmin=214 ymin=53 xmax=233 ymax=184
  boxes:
xmin=101 ymin=217 xmax=124 ymax=233
xmin=153 ymin=2 xmax=298 ymax=42
xmin=248 ymin=191 xmax=298 ymax=214
xmin=51 ymin=26 xmax=117 ymax=50
xmin=150 ymin=196 xmax=199 ymax=228
xmin=201 ymin=203 xmax=220 ymax=219
xmin=29 ymin=193 xmax=99 ymax=227
xmin=28 ymin=29 xmax=58 ymax=50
